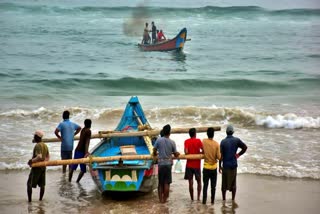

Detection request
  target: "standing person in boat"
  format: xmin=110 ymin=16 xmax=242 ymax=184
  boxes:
xmin=202 ymin=127 xmax=221 ymax=204
xmin=157 ymin=29 xmax=166 ymax=42
xmin=151 ymin=21 xmax=157 ymax=43
xmin=27 ymin=130 xmax=50 ymax=202
xmin=184 ymin=128 xmax=203 ymax=201
xmin=141 ymin=22 xmax=151 ymax=44
xmin=219 ymin=125 xmax=247 ymax=201
xmin=54 ymin=110 xmax=81 ymax=174
xmin=69 ymin=119 xmax=92 ymax=183
xmin=153 ymin=124 xmax=180 ymax=203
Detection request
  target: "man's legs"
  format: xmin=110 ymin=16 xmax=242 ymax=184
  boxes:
xmin=232 ymin=189 xmax=236 ymax=200
xmin=196 ymin=171 xmax=202 ymax=201
xmin=39 ymin=186 xmax=45 ymax=201
xmin=163 ymin=183 xmax=170 ymax=203
xmin=202 ymin=169 xmax=209 ymax=204
xmin=188 ymin=178 xmax=194 ymax=200
xmin=76 ymin=171 xmax=85 ymax=183
xmin=210 ymin=169 xmax=217 ymax=204
xmin=27 ymin=185 xmax=32 ymax=202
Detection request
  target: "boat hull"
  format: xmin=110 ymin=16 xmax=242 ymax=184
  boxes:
xmin=89 ymin=96 xmax=158 ymax=193
xmin=138 ymin=28 xmax=187 ymax=52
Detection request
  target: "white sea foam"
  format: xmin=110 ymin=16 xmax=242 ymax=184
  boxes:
xmin=255 ymin=113 xmax=320 ymax=129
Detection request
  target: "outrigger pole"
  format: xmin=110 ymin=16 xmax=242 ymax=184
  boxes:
xmin=41 ymin=126 xmax=221 ymax=143
xmin=33 ymin=126 xmax=220 ymax=168
xmin=31 ymin=154 xmax=204 ymax=168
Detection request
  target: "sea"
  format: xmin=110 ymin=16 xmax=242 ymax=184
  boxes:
xmin=0 ymin=0 xmax=319 ymax=183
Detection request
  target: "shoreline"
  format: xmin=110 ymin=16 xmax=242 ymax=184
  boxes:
xmin=0 ymin=170 xmax=319 ymax=214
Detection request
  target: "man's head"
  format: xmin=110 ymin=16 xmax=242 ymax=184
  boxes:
xmin=84 ymin=119 xmax=92 ymax=128
xmin=151 ymin=21 xmax=154 ymax=25
xmin=62 ymin=110 xmax=70 ymax=120
xmin=189 ymin=128 xmax=196 ymax=138
xmin=33 ymin=130 xmax=44 ymax=143
xmin=207 ymin=127 xmax=214 ymax=138
xmin=145 ymin=22 xmax=148 ymax=27
xmin=162 ymin=124 xmax=171 ymax=136
xmin=226 ymin=125 xmax=234 ymax=135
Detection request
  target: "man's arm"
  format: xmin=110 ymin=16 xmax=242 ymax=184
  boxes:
xmin=74 ymin=126 xmax=81 ymax=136
xmin=84 ymin=131 xmax=91 ymax=157
xmin=236 ymin=140 xmax=247 ymax=159
xmin=54 ymin=128 xmax=61 ymax=141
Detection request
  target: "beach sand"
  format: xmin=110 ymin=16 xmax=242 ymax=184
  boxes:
xmin=0 ymin=170 xmax=319 ymax=214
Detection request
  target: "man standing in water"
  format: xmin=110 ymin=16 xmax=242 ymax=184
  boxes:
xmin=184 ymin=128 xmax=203 ymax=201
xmin=55 ymin=110 xmax=81 ymax=173
xmin=69 ymin=119 xmax=92 ymax=183
xmin=27 ymin=130 xmax=50 ymax=202
xmin=153 ymin=124 xmax=180 ymax=203
xmin=202 ymin=127 xmax=221 ymax=204
xmin=219 ymin=125 xmax=247 ymax=201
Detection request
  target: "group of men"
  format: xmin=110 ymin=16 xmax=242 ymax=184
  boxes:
xmin=153 ymin=124 xmax=247 ymax=204
xmin=27 ymin=111 xmax=247 ymax=204
xmin=27 ymin=110 xmax=91 ymax=202
xmin=141 ymin=21 xmax=166 ymax=45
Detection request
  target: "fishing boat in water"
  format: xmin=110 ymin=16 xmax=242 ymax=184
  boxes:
xmin=89 ymin=96 xmax=158 ymax=193
xmin=138 ymin=28 xmax=187 ymax=52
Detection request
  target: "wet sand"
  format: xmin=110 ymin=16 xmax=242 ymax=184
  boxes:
xmin=0 ymin=170 xmax=319 ymax=214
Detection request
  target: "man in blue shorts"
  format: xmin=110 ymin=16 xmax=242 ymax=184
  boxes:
xmin=69 ymin=119 xmax=92 ymax=182
xmin=153 ymin=124 xmax=180 ymax=203
xmin=55 ymin=110 xmax=81 ymax=173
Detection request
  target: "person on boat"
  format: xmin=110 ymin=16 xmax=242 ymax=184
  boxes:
xmin=54 ymin=110 xmax=81 ymax=173
xmin=219 ymin=125 xmax=247 ymax=201
xmin=202 ymin=127 xmax=221 ymax=204
xmin=27 ymin=130 xmax=50 ymax=202
xmin=151 ymin=21 xmax=157 ymax=43
xmin=184 ymin=128 xmax=203 ymax=201
xmin=141 ymin=22 xmax=151 ymax=44
xmin=157 ymin=29 xmax=166 ymax=42
xmin=69 ymin=119 xmax=92 ymax=183
xmin=153 ymin=124 xmax=180 ymax=203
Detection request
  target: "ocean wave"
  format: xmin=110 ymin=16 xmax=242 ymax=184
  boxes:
xmin=1 ymin=3 xmax=319 ymax=19
xmin=14 ymin=77 xmax=319 ymax=96
xmin=1 ymin=106 xmax=319 ymax=129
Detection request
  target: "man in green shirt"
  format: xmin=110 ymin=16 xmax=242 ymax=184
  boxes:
xmin=27 ymin=130 xmax=50 ymax=202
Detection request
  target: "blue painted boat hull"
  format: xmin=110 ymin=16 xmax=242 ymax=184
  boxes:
xmin=89 ymin=97 xmax=158 ymax=193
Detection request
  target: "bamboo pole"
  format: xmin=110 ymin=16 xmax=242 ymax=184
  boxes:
xmin=31 ymin=154 xmax=204 ymax=168
xmin=42 ymin=126 xmax=221 ymax=143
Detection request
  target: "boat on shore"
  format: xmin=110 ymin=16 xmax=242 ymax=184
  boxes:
xmin=138 ymin=28 xmax=187 ymax=52
xmin=89 ymin=96 xmax=158 ymax=193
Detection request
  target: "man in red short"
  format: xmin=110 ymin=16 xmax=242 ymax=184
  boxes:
xmin=184 ymin=128 xmax=203 ymax=201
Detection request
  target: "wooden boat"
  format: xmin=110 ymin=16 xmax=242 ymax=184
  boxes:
xmin=138 ymin=28 xmax=187 ymax=52
xmin=89 ymin=96 xmax=158 ymax=193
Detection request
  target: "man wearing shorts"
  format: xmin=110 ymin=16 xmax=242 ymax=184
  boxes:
xmin=27 ymin=130 xmax=50 ymax=202
xmin=219 ymin=125 xmax=247 ymax=201
xmin=153 ymin=124 xmax=180 ymax=203
xmin=69 ymin=119 xmax=92 ymax=183
xmin=55 ymin=110 xmax=81 ymax=173
xmin=184 ymin=128 xmax=203 ymax=201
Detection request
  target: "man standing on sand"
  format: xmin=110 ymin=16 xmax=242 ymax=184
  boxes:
xmin=184 ymin=128 xmax=203 ymax=201
xmin=153 ymin=124 xmax=180 ymax=203
xmin=69 ymin=119 xmax=92 ymax=183
xmin=55 ymin=110 xmax=81 ymax=173
xmin=27 ymin=130 xmax=50 ymax=202
xmin=219 ymin=125 xmax=247 ymax=201
xmin=202 ymin=127 xmax=221 ymax=204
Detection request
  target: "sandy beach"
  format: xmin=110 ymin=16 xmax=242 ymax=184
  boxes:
xmin=0 ymin=170 xmax=319 ymax=214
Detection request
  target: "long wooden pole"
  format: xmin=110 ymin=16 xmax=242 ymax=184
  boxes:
xmin=42 ymin=126 xmax=221 ymax=143
xmin=31 ymin=154 xmax=204 ymax=167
